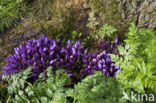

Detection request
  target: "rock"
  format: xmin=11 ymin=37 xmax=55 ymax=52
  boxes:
xmin=23 ymin=28 xmax=37 ymax=39
xmin=9 ymin=34 xmax=23 ymax=44
xmin=145 ymin=14 xmax=150 ymax=22
xmin=118 ymin=0 xmax=156 ymax=29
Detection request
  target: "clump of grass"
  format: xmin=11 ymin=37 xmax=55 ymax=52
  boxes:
xmin=0 ymin=0 xmax=28 ymax=32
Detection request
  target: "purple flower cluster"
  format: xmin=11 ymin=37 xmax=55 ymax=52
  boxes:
xmin=3 ymin=36 xmax=120 ymax=80
xmin=80 ymin=51 xmax=120 ymax=78
xmin=97 ymin=35 xmax=124 ymax=54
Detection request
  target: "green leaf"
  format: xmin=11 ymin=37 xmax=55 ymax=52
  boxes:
xmin=41 ymin=97 xmax=48 ymax=103
xmin=46 ymin=88 xmax=53 ymax=97
xmin=72 ymin=31 xmax=77 ymax=35
xmin=110 ymin=54 xmax=119 ymax=62
xmin=39 ymin=73 xmax=45 ymax=78
xmin=28 ymin=91 xmax=34 ymax=96
xmin=15 ymin=95 xmax=22 ymax=102
xmin=18 ymin=90 xmax=23 ymax=96
xmin=47 ymin=66 xmax=53 ymax=77
xmin=8 ymin=86 xmax=13 ymax=94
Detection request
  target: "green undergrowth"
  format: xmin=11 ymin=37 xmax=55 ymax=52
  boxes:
xmin=111 ymin=24 xmax=156 ymax=95
xmin=0 ymin=0 xmax=29 ymax=32
xmin=2 ymin=67 xmax=128 ymax=103
xmin=0 ymin=1 xmax=155 ymax=102
xmin=0 ymin=22 xmax=156 ymax=102
xmin=0 ymin=83 xmax=8 ymax=103
xmin=3 ymin=66 xmax=154 ymax=102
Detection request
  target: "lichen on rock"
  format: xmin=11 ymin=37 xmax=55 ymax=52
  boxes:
xmin=118 ymin=0 xmax=156 ymax=29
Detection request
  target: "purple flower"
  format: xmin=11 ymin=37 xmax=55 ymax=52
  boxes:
xmin=115 ymin=34 xmax=118 ymax=45
xmin=80 ymin=50 xmax=120 ymax=78
xmin=3 ymin=36 xmax=120 ymax=81
xmin=97 ymin=34 xmax=124 ymax=55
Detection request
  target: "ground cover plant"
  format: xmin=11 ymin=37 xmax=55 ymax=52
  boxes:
xmin=0 ymin=23 xmax=156 ymax=103
xmin=0 ymin=0 xmax=28 ymax=32
xmin=2 ymin=67 xmax=126 ymax=103
xmin=0 ymin=1 xmax=156 ymax=102
xmin=3 ymin=67 xmax=71 ymax=103
xmin=3 ymin=36 xmax=120 ymax=83
xmin=111 ymin=24 xmax=156 ymax=94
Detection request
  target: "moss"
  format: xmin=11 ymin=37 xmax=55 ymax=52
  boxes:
xmin=89 ymin=0 xmax=137 ymax=39
xmin=11 ymin=25 xmax=27 ymax=35
xmin=4 ymin=0 xmax=75 ymax=38
xmin=31 ymin=0 xmax=76 ymax=40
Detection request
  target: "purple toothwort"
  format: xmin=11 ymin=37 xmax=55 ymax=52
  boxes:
xmin=3 ymin=36 xmax=120 ymax=81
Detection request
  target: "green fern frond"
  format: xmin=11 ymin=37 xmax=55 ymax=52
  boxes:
xmin=98 ymin=24 xmax=117 ymax=38
xmin=111 ymin=23 xmax=156 ymax=93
